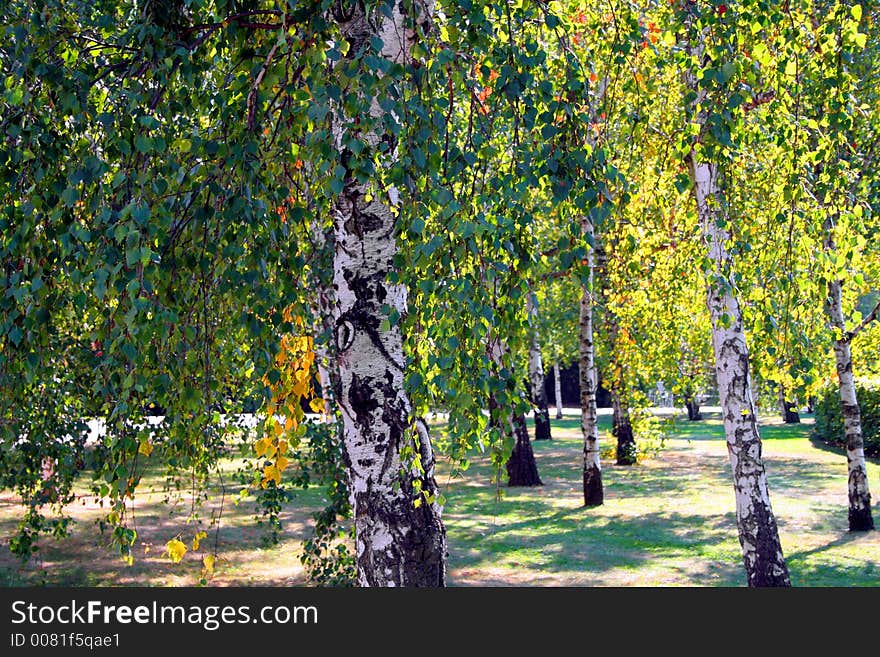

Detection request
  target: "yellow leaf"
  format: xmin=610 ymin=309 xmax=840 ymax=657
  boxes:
xmin=292 ymin=378 xmax=309 ymax=397
xmin=254 ymin=437 xmax=271 ymax=458
xmin=309 ymin=397 xmax=325 ymax=413
xmin=166 ymin=538 xmax=187 ymax=563
xmin=261 ymin=464 xmax=281 ymax=487
xmin=277 ymin=439 xmax=289 ymax=456
xmin=138 ymin=440 xmax=153 ymax=457
xmin=276 ymin=455 xmax=290 ymax=472
xmin=192 ymin=531 xmax=207 ymax=551
xmin=284 ymin=415 xmax=296 ymax=432
xmin=203 ymin=554 xmax=215 ymax=575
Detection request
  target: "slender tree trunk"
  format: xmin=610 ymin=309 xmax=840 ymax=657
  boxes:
xmin=824 ymin=218 xmax=873 ymax=531
xmin=553 ymin=362 xmax=564 ymax=420
xmin=684 ymin=394 xmax=702 ymax=421
xmin=601 ymin=276 xmax=636 ymax=465
xmin=330 ymin=1 xmax=446 ymax=587
xmin=526 ymin=292 xmax=552 ymax=440
xmin=310 ymin=208 xmax=341 ymax=424
xmin=777 ymin=385 xmax=800 ymax=424
xmin=579 ymin=217 xmax=603 ymax=506
xmin=312 ymin=239 xmax=340 ymax=423
xmin=316 ymin=360 xmax=334 ymax=421
xmin=690 ymin=156 xmax=790 ymax=587
xmin=612 ymin=390 xmax=636 ymax=466
xmin=507 ymin=410 xmax=543 ymax=487
xmin=488 ymin=338 xmax=542 ymax=487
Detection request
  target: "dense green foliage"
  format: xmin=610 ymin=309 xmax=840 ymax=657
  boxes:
xmin=814 ymin=380 xmax=880 ymax=457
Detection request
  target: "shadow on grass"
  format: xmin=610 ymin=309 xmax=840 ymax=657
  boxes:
xmin=446 ymin=500 xmax=743 ymax=585
xmin=642 ymin=413 xmax=814 ymax=443
xmin=445 ymin=440 xmax=726 ymax=501
xmin=786 ymin=530 xmax=880 ymax=587
xmin=785 ymin=530 xmax=868 ymax=562
xmin=764 ymin=457 xmax=848 ymax=495
xmin=789 ymin=560 xmax=879 ymax=586
xmin=807 ymin=432 xmax=880 ymax=466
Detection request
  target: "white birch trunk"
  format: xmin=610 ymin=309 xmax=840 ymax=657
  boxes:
xmin=823 ymin=218 xmax=874 ymax=531
xmin=691 ymin=157 xmax=790 ymax=586
xmin=579 ymin=216 xmax=603 ymax=506
xmin=310 ymin=213 xmax=340 ymax=425
xmin=553 ymin=362 xmax=564 ymax=420
xmin=526 ymin=292 xmax=552 ymax=440
xmin=329 ymin=0 xmax=445 ymax=586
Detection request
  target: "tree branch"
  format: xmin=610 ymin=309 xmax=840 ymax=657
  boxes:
xmin=247 ymin=43 xmax=279 ymax=131
xmin=845 ymin=297 xmax=880 ymax=342
xmin=744 ymin=90 xmax=776 ymax=112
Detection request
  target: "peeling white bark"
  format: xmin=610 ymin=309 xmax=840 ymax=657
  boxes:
xmin=579 ymin=217 xmax=603 ymax=506
xmin=330 ymin=0 xmax=445 ymax=587
xmin=823 ymin=218 xmax=874 ymax=531
xmin=691 ymin=157 xmax=790 ymax=586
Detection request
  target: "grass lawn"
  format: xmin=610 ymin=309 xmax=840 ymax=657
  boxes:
xmin=1 ymin=412 xmax=878 ymax=586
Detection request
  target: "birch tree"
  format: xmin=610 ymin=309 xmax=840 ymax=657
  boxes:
xmin=681 ymin=1 xmax=790 ymax=586
xmin=580 ymin=217 xmax=603 ymax=505
xmin=754 ymin=1 xmax=879 ymax=532
xmin=329 ymin=0 xmax=446 ymax=586
xmin=526 ymin=291 xmax=553 ymax=440
xmin=825 ymin=221 xmax=875 ymax=530
xmin=805 ymin=2 xmax=876 ymax=532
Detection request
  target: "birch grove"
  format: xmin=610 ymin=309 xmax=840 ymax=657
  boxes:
xmin=2 ymin=0 xmax=878 ymax=591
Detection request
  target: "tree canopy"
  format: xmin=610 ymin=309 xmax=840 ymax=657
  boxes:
xmin=2 ymin=0 xmax=878 ymax=585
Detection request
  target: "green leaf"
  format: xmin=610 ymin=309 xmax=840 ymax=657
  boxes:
xmin=135 ymin=136 xmax=151 ymax=153
xmin=61 ymin=187 xmax=80 ymax=207
xmin=131 ymin=203 xmax=150 ymax=226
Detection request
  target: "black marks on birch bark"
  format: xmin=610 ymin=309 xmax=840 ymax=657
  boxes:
xmin=347 ymin=373 xmax=380 ymax=437
xmin=742 ymin=495 xmax=790 ymax=587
